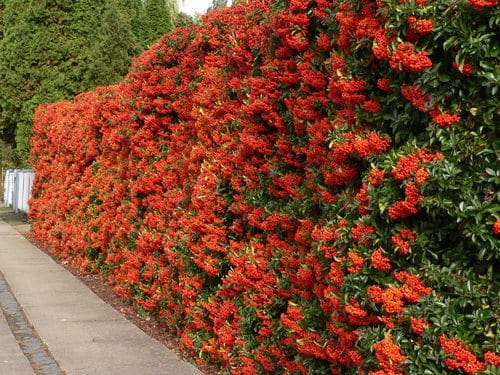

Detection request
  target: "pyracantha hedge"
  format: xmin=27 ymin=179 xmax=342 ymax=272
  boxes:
xmin=30 ymin=0 xmax=499 ymax=373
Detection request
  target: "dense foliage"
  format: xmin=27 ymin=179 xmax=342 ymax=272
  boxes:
xmin=30 ymin=0 xmax=499 ymax=374
xmin=0 ymin=0 xmax=181 ymax=164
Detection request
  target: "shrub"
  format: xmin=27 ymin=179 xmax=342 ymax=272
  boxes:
xmin=30 ymin=0 xmax=499 ymax=373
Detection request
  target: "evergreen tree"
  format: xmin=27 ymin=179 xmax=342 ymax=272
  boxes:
xmin=83 ymin=0 xmax=140 ymax=87
xmin=0 ymin=0 xmax=185 ymax=162
xmin=0 ymin=0 xmax=70 ymax=154
xmin=0 ymin=1 xmax=4 ymax=40
xmin=174 ymin=11 xmax=193 ymax=28
xmin=144 ymin=0 xmax=175 ymax=46
xmin=0 ymin=0 xmax=143 ymax=162
xmin=55 ymin=0 xmax=106 ymax=94
xmin=208 ymin=0 xmax=228 ymax=11
xmin=121 ymin=0 xmax=149 ymax=49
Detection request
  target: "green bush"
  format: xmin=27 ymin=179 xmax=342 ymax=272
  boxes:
xmin=30 ymin=0 xmax=499 ymax=373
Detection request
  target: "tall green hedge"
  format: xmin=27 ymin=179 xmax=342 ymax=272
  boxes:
xmin=0 ymin=0 xmax=181 ymax=164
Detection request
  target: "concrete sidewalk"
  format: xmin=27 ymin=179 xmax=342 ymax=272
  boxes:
xmin=0 ymin=219 xmax=203 ymax=375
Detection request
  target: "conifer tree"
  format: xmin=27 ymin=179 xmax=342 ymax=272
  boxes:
xmin=144 ymin=0 xmax=175 ymax=46
xmin=0 ymin=0 xmax=142 ymax=162
xmin=0 ymin=2 xmax=4 ymax=39
xmin=83 ymin=0 xmax=140 ymax=87
xmin=121 ymin=0 xmax=149 ymax=49
xmin=0 ymin=0 xmax=70 ymax=155
xmin=0 ymin=0 xmax=184 ymax=162
xmin=174 ymin=11 xmax=193 ymax=28
xmin=208 ymin=0 xmax=228 ymax=11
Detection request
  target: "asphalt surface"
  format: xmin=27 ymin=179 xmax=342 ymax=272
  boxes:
xmin=0 ymin=212 xmax=203 ymax=375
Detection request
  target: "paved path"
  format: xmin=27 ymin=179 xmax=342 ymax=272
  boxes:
xmin=0 ymin=218 xmax=203 ymax=375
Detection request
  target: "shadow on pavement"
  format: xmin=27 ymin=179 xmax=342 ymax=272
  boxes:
xmin=0 ymin=205 xmax=30 ymax=234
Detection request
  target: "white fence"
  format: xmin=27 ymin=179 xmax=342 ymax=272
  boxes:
xmin=3 ymin=169 xmax=35 ymax=213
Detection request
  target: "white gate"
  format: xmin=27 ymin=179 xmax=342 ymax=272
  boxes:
xmin=3 ymin=169 xmax=35 ymax=213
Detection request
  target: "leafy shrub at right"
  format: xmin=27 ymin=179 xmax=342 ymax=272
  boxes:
xmin=30 ymin=0 xmax=499 ymax=373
